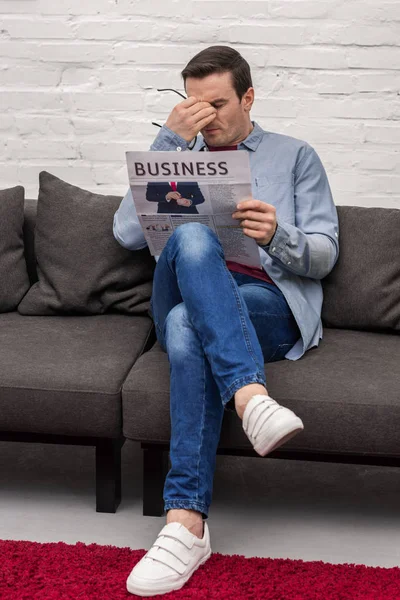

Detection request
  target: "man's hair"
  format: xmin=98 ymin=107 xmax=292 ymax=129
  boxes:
xmin=181 ymin=46 xmax=253 ymax=100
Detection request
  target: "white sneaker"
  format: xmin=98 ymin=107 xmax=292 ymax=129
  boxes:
xmin=243 ymin=394 xmax=304 ymax=457
xmin=126 ymin=521 xmax=211 ymax=597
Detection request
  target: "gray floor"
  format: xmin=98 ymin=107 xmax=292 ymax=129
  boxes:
xmin=0 ymin=440 xmax=399 ymax=569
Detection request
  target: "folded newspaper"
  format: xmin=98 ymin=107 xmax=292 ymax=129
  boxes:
xmin=125 ymin=150 xmax=261 ymax=267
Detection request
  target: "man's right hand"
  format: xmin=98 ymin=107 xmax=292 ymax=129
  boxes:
xmin=165 ymin=97 xmax=217 ymax=143
xmin=165 ymin=191 xmax=181 ymax=201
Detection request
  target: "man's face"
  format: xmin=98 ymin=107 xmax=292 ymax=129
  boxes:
xmin=185 ymin=72 xmax=254 ymax=147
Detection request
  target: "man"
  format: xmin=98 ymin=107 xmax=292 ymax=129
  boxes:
xmin=145 ymin=180 xmax=205 ymax=214
xmin=113 ymin=45 xmax=339 ymax=597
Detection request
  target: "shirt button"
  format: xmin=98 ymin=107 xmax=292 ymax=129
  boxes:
xmin=287 ymin=261 xmax=291 ymax=265
xmin=176 ymin=146 xmax=182 ymax=152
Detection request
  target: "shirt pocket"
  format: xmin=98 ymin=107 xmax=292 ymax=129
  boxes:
xmin=254 ymin=173 xmax=295 ymax=225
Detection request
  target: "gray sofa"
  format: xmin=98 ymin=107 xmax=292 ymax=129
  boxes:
xmin=1 ymin=189 xmax=399 ymax=517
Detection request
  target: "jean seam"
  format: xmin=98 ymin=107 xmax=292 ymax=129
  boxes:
xmin=228 ymin=271 xmax=253 ymax=356
xmin=226 ymin=269 xmax=264 ymax=375
xmin=194 ymin=353 xmax=206 ymax=505
xmin=248 ymin=312 xmax=293 ymax=319
xmin=164 ymin=238 xmax=177 ymax=277
xmin=267 ymin=343 xmax=293 ymax=363
xmin=164 ymin=500 xmax=209 ymax=515
xmin=221 ymin=373 xmax=266 ymax=406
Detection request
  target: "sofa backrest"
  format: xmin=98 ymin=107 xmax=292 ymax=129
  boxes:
xmin=322 ymin=205 xmax=400 ymax=332
xmin=24 ymin=201 xmax=400 ymax=332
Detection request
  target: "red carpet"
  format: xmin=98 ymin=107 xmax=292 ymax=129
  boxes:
xmin=1 ymin=539 xmax=400 ymax=599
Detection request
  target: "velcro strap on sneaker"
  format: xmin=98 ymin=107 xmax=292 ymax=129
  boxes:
xmin=153 ymin=535 xmax=190 ymax=565
xmin=243 ymin=395 xmax=278 ymax=437
xmin=252 ymin=405 xmax=283 ymax=439
xmin=146 ymin=546 xmax=187 ymax=575
xmin=157 ymin=523 xmax=195 ymax=550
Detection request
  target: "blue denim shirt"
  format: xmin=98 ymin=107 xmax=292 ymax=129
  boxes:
xmin=113 ymin=121 xmax=339 ymax=360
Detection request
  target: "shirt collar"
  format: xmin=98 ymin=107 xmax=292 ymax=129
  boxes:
xmin=198 ymin=121 xmax=265 ymax=152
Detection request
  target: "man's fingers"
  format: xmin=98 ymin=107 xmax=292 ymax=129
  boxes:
xmin=165 ymin=96 xmax=216 ymax=142
xmin=242 ymin=228 xmax=271 ymax=241
xmin=194 ymin=105 xmax=217 ymax=119
xmin=166 ymin=191 xmax=181 ymax=200
xmin=236 ymin=199 xmax=273 ymax=212
xmin=189 ymin=101 xmax=216 ymax=116
xmin=196 ymin=112 xmax=217 ymax=131
xmin=233 ymin=209 xmax=274 ymax=222
xmin=177 ymin=99 xmax=216 ymax=119
xmin=190 ymin=107 xmax=217 ymax=129
xmin=180 ymin=96 xmax=199 ymax=108
xmin=239 ymin=220 xmax=267 ymax=231
xmin=232 ymin=198 xmax=278 ymax=246
xmin=176 ymin=99 xmax=216 ymax=133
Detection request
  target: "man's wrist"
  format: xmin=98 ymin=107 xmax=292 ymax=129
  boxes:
xmin=268 ymin=223 xmax=278 ymax=245
xmin=151 ymin=125 xmax=189 ymax=152
xmin=259 ymin=222 xmax=278 ymax=248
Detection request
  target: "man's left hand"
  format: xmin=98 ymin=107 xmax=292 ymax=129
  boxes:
xmin=177 ymin=197 xmax=192 ymax=207
xmin=232 ymin=199 xmax=277 ymax=246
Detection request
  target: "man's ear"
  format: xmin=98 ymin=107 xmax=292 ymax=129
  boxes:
xmin=242 ymin=87 xmax=254 ymax=112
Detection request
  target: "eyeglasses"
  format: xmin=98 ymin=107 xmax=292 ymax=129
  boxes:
xmin=151 ymin=88 xmax=197 ymax=150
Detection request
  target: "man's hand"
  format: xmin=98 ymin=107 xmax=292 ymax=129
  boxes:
xmin=165 ymin=191 xmax=181 ymax=201
xmin=176 ymin=197 xmax=192 ymax=207
xmin=232 ymin=199 xmax=277 ymax=246
xmin=165 ymin=97 xmax=217 ymax=142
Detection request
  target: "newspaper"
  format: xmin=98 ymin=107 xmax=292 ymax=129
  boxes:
xmin=125 ymin=150 xmax=261 ymax=267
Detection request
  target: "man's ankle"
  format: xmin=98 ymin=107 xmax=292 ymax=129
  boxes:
xmin=167 ymin=509 xmax=204 ymax=538
xmin=234 ymin=384 xmax=268 ymax=419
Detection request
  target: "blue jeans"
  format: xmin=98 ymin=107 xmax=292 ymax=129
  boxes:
xmin=150 ymin=224 xmax=300 ymax=518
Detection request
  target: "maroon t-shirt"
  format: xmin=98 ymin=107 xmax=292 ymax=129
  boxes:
xmin=208 ymin=144 xmax=275 ymax=285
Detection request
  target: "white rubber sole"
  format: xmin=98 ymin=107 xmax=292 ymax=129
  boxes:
xmin=126 ymin=549 xmax=212 ymax=597
xmin=253 ymin=409 xmax=304 ymax=457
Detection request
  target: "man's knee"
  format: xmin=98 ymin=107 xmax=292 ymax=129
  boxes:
xmin=165 ymin=303 xmax=193 ymax=358
xmin=168 ymin=223 xmax=221 ymax=260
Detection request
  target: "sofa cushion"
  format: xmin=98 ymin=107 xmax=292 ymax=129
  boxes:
xmin=0 ymin=312 xmax=153 ymax=437
xmin=23 ymin=199 xmax=39 ymax=285
xmin=0 ymin=186 xmax=30 ymax=312
xmin=322 ymin=205 xmax=400 ymax=331
xmin=18 ymin=172 xmax=155 ymax=316
xmin=122 ymin=329 xmax=400 ymax=456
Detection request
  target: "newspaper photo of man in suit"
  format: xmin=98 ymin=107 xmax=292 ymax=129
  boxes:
xmin=146 ymin=181 xmax=205 ymax=214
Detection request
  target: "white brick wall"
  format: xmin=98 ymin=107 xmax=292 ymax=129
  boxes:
xmin=1 ymin=0 xmax=399 ymax=206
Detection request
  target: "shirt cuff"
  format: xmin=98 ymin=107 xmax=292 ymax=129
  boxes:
xmin=260 ymin=223 xmax=289 ymax=262
xmin=150 ymin=125 xmax=189 ymax=152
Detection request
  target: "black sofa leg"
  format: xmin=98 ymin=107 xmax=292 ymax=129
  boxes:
xmin=95 ymin=438 xmax=123 ymax=513
xmin=142 ymin=445 xmax=169 ymax=517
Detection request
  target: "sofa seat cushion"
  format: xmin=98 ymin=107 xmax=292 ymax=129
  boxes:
xmin=122 ymin=329 xmax=400 ymax=457
xmin=0 ymin=313 xmax=153 ymax=437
